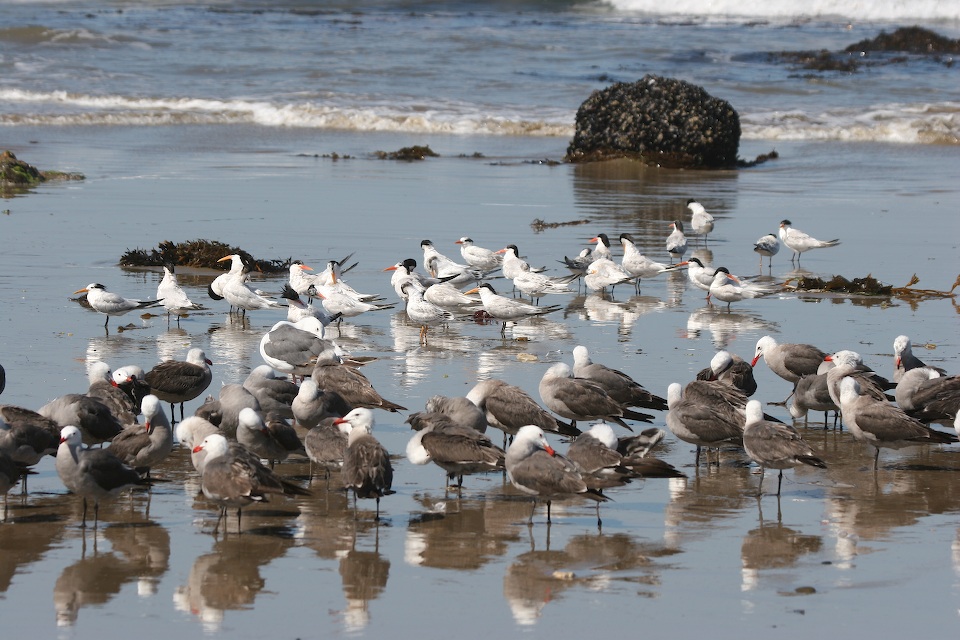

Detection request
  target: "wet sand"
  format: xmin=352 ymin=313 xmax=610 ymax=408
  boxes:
xmin=0 ymin=129 xmax=959 ymax=637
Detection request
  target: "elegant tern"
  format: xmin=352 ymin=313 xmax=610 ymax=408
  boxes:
xmin=687 ymin=199 xmax=715 ymax=244
xmin=619 ymin=233 xmax=683 ymax=293
xmin=157 ymin=264 xmax=203 ymax=324
xmin=778 ymin=219 xmax=840 ymax=263
xmin=456 ymin=237 xmax=502 ymax=272
xmin=401 ymin=282 xmax=455 ymax=344
xmin=665 ymin=220 xmax=688 ymax=263
xmin=708 ymin=267 xmax=778 ymax=310
xmin=753 ymin=233 xmax=780 ymax=269
xmin=466 ymin=283 xmax=560 ymax=334
xmin=74 ymin=283 xmax=162 ymax=329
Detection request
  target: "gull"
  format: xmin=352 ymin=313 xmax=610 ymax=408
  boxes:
xmin=336 ymin=408 xmax=394 ymax=520
xmin=157 ymin=264 xmax=202 ymax=324
xmin=564 ymin=422 xmax=637 ymax=491
xmin=687 ymin=199 xmax=715 ymax=244
xmin=74 ymin=283 xmax=162 ymax=329
xmin=619 ymin=233 xmax=684 ymax=293
xmin=401 ymin=282 xmax=455 ymax=344
xmin=571 ymin=345 xmax=667 ymax=411
xmin=539 ymin=362 xmax=654 ymax=431
xmin=466 ymin=378 xmax=580 ymax=442
xmin=86 ymin=360 xmax=139 ymax=426
xmin=311 ymin=350 xmax=407 ymax=413
xmin=584 ymin=257 xmax=635 ymax=293
xmin=292 ymin=379 xmax=352 ymax=429
xmin=778 ymin=219 xmax=840 ymax=263
xmin=505 ymin=425 xmax=608 ymax=525
xmin=214 ymin=383 xmax=261 ymax=438
xmin=696 ymin=350 xmax=758 ymax=397
xmin=743 ymin=400 xmax=826 ymax=496
xmin=405 ymin=412 xmax=505 ymax=488
xmin=193 ymin=433 xmax=310 ymax=534
xmin=893 ymin=335 xmax=947 ymax=382
xmin=108 ymin=394 xmax=174 ymax=478
xmin=259 ymin=318 xmax=337 ymax=379
xmin=753 ymin=233 xmax=780 ymax=270
xmin=243 ymin=365 xmax=298 ymax=419
xmin=666 ymin=221 xmax=688 ymax=263
xmin=824 ymin=350 xmax=892 ymax=411
xmin=666 ymin=381 xmax=746 ymax=466
xmin=465 ymin=283 xmax=560 ymax=335
xmin=456 ymin=237 xmax=502 ymax=272
xmin=708 ymin=267 xmax=778 ymax=310
xmin=173 ymin=416 xmax=219 ymax=473
xmin=304 ymin=417 xmax=350 ymax=484
xmin=789 ymin=373 xmax=838 ymax=426
xmin=0 ymin=412 xmax=58 ymax=492
xmin=752 ymin=335 xmax=829 ymax=385
xmin=236 ymin=407 xmax=303 ymax=468
xmin=39 ymin=393 xmax=124 ymax=446
xmin=895 ymin=367 xmax=960 ymax=425
xmin=56 ymin=425 xmax=148 ymax=528
xmin=143 ymin=347 xmax=213 ymax=423
xmin=406 ymin=394 xmax=488 ymax=434
xmin=839 ymin=377 xmax=957 ymax=469
xmin=0 ymin=452 xmax=19 ymax=513
xmin=113 ymin=364 xmax=152 ymax=409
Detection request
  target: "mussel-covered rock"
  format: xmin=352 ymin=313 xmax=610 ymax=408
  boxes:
xmin=565 ymin=75 xmax=741 ymax=169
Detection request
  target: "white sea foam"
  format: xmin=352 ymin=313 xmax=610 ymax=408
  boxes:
xmin=2 ymin=88 xmax=957 ymax=144
xmin=602 ymin=0 xmax=960 ymax=22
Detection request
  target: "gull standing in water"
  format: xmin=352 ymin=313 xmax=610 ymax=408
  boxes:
xmin=109 ymin=394 xmax=174 ymax=478
xmin=144 ymin=348 xmax=213 ymax=423
xmin=56 ymin=425 xmax=148 ymax=528
xmin=687 ymin=199 xmax=715 ymax=244
xmin=157 ymin=264 xmax=202 ymax=325
xmin=751 ymin=335 xmax=829 ymax=386
xmin=666 ymin=381 xmax=746 ymax=466
xmin=666 ymin=221 xmax=688 ymax=263
xmin=337 ymin=408 xmax=394 ymax=520
xmin=778 ymin=219 xmax=840 ymax=264
xmin=74 ymin=283 xmax=162 ymax=330
xmin=466 ymin=378 xmax=580 ymax=443
xmin=405 ymin=412 xmax=504 ymax=488
xmin=505 ymin=425 xmax=608 ymax=525
xmin=753 ymin=233 xmax=780 ymax=270
xmin=571 ymin=345 xmax=668 ymax=411
xmin=743 ymin=399 xmax=826 ymax=496
xmin=539 ymin=363 xmax=654 ymax=431
xmin=696 ymin=350 xmax=758 ymax=397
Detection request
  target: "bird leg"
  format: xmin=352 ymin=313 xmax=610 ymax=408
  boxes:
xmin=776 ymin=470 xmax=784 ymax=496
xmin=756 ymin=467 xmax=765 ymax=497
xmin=374 ymin=496 xmax=381 ymax=522
xmin=546 ymin=500 xmax=553 ymax=524
xmin=236 ymin=507 xmax=242 ymax=535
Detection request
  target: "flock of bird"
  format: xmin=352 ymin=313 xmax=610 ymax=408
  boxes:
xmin=1 ymin=199 xmax=954 ymax=535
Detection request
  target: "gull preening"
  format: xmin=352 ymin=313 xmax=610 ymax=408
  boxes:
xmin=778 ymin=219 xmax=840 ymax=263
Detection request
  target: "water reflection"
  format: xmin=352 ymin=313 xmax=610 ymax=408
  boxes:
xmin=683 ymin=305 xmax=780 ymax=349
xmin=207 ymin=315 xmax=262 ymax=383
xmin=173 ymin=530 xmax=296 ymax=632
xmin=740 ymin=503 xmax=823 ymax=592
xmin=54 ymin=520 xmax=170 ymax=627
xmin=338 ymin=530 xmax=390 ymax=632
xmin=663 ymin=461 xmax=754 ymax=549
xmin=0 ymin=501 xmax=67 ymax=593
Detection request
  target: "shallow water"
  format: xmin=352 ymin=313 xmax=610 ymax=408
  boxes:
xmin=0 ymin=125 xmax=959 ymax=638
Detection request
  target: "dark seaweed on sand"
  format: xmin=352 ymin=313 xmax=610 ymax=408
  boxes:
xmin=119 ymin=239 xmax=290 ymax=273
xmin=787 ymin=273 xmax=960 ymax=301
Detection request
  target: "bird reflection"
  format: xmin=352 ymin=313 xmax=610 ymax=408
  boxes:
xmin=663 ymin=464 xmax=754 ymax=549
xmin=207 ymin=316 xmax=261 ymax=381
xmin=155 ymin=327 xmax=192 ymax=363
xmin=740 ymin=503 xmax=822 ymax=592
xmin=683 ymin=305 xmax=780 ymax=349
xmin=389 ymin=313 xmax=473 ymax=388
xmin=173 ymin=530 xmax=295 ymax=632
xmin=503 ymin=529 xmax=677 ymax=625
xmin=0 ymin=506 xmax=67 ymax=593
xmin=338 ymin=526 xmax=390 ymax=632
xmin=54 ymin=520 xmax=170 ymax=627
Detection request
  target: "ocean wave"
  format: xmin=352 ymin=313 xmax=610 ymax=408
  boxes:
xmin=2 ymin=88 xmax=957 ymax=144
xmin=600 ymin=0 xmax=960 ymax=22
xmin=0 ymin=25 xmax=148 ymax=48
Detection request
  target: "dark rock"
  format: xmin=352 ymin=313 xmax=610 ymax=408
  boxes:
xmin=565 ymin=75 xmax=741 ymax=169
xmin=374 ymin=145 xmax=439 ymax=160
xmin=0 ymin=150 xmax=85 ymax=193
xmin=845 ymin=26 xmax=960 ymax=54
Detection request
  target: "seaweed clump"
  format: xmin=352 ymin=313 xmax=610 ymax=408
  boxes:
xmin=1 ymin=150 xmax=85 ymax=196
xmin=374 ymin=145 xmax=439 ymax=160
xmin=787 ymin=273 xmax=960 ymax=302
xmin=119 ymin=239 xmax=289 ymax=273
xmin=530 ymin=218 xmax=592 ymax=232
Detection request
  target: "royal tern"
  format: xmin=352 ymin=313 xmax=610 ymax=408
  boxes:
xmin=456 ymin=237 xmax=502 ymax=272
xmin=337 ymin=408 xmax=394 ymax=520
xmin=619 ymin=233 xmax=683 ymax=293
xmin=243 ymin=365 xmax=298 ymax=419
xmin=838 ymin=377 xmax=957 ymax=469
xmin=666 ymin=381 xmax=746 ymax=466
xmin=108 ymin=394 xmax=174 ymax=478
xmin=778 ymin=219 xmax=840 ymax=263
xmin=752 ymin=335 xmax=829 ymax=385
xmin=571 ymin=345 xmax=668 ymax=411
xmin=539 ymin=362 xmax=654 ymax=431
xmin=156 ymin=264 xmax=203 ymax=325
xmin=893 ymin=335 xmax=947 ymax=382
xmin=753 ymin=233 xmax=780 ymax=269
xmin=193 ymin=433 xmax=310 ymax=534
xmin=401 ymin=282 xmax=455 ymax=344
xmin=74 ymin=283 xmax=162 ymax=329
xmin=144 ymin=348 xmax=213 ymax=423
xmin=505 ymin=425 xmax=608 ymax=525
xmin=311 ymin=350 xmax=407 ymax=413
xmin=584 ymin=257 xmax=636 ymax=293
xmin=56 ymin=425 xmax=148 ymax=528
xmin=236 ymin=407 xmax=303 ymax=468
xmin=743 ymin=400 xmax=826 ymax=496
xmin=405 ymin=412 xmax=504 ymax=487
xmin=687 ymin=200 xmax=715 ymax=244
xmin=666 ymin=221 xmax=688 ymax=263
xmin=695 ymin=350 xmax=758 ymax=397
xmin=466 ymin=283 xmax=560 ymax=334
